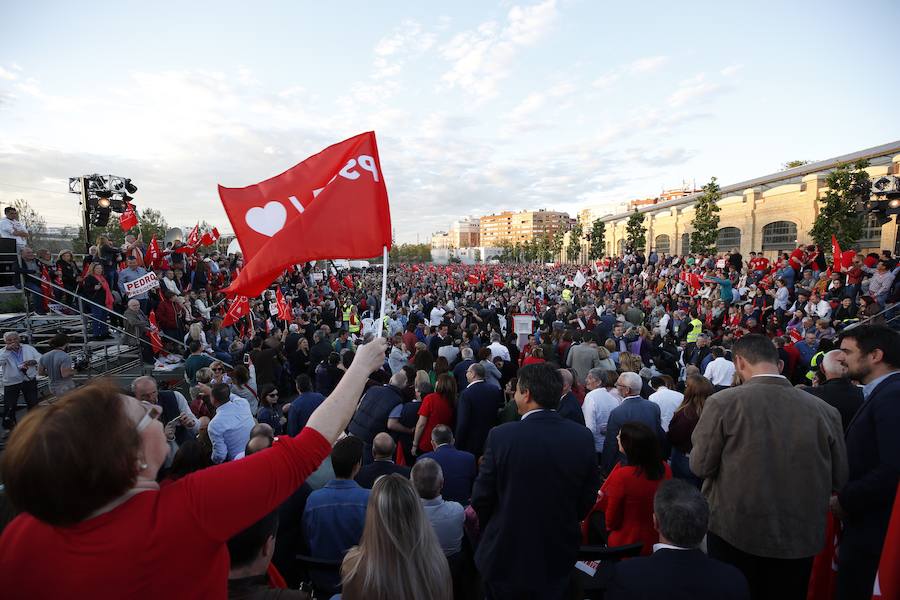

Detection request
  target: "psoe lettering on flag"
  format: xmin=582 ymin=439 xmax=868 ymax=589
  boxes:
xmin=124 ymin=272 xmax=160 ymax=298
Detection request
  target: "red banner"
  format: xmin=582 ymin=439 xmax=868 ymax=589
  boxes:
xmin=275 ymin=287 xmax=291 ymax=321
xmin=220 ymin=132 xmax=392 ymax=297
xmin=146 ymin=236 xmax=162 ymax=268
xmin=831 ymin=235 xmax=842 ymax=273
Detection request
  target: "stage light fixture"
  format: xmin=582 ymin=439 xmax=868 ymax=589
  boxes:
xmin=92 ymin=207 xmax=111 ymax=227
xmin=124 ymin=179 xmax=137 ymax=194
xmin=95 ymin=189 xmax=113 ymax=198
xmin=97 ymin=197 xmax=111 ymax=209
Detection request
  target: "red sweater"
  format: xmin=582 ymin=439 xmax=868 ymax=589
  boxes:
xmin=596 ymin=463 xmax=672 ymax=556
xmin=0 ymin=427 xmax=331 ymax=600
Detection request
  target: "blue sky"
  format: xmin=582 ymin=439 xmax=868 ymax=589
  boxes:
xmin=1 ymin=0 xmax=898 ymax=243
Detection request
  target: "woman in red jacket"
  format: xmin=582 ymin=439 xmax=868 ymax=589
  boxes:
xmin=596 ymin=422 xmax=672 ymax=555
xmin=411 ymin=373 xmax=456 ymax=456
xmin=0 ymin=338 xmax=388 ymax=600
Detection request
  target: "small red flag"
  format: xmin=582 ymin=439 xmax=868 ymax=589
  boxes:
xmin=467 ymin=274 xmax=479 ymax=285
xmin=874 ymin=483 xmax=900 ymax=599
xmin=275 ymin=287 xmax=292 ymax=321
xmin=120 ymin=203 xmax=138 ymax=231
xmin=220 ymin=132 xmax=392 ymax=297
xmin=186 ymin=223 xmax=201 ymax=247
xmin=222 ymin=295 xmax=250 ymax=327
xmin=146 ymin=236 xmax=162 ymax=268
xmin=40 ymin=266 xmax=53 ymax=311
xmin=148 ymin=310 xmax=164 ymax=355
xmin=329 ymin=276 xmax=341 ymax=294
xmin=343 ymin=274 xmax=353 ymax=288
xmin=831 ymin=235 xmax=842 ymax=273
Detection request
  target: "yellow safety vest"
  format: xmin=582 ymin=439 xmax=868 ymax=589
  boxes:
xmin=686 ymin=318 xmax=703 ymax=343
xmin=348 ymin=314 xmax=360 ymax=334
xmin=562 ymin=289 xmax=572 ymax=302
xmin=342 ymin=305 xmax=352 ymax=322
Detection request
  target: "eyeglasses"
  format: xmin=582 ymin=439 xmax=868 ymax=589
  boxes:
xmin=211 ymin=368 xmax=224 ymax=372
xmin=136 ymin=401 xmax=163 ymax=432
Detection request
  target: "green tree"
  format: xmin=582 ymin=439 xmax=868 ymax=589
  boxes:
xmin=588 ymin=218 xmax=606 ymax=260
xmin=550 ymin=229 xmax=564 ymax=261
xmin=690 ymin=177 xmax=722 ymax=254
xmin=782 ymin=159 xmax=811 ymax=170
xmin=136 ymin=208 xmax=169 ymax=242
xmin=625 ymin=209 xmax=646 ymax=252
xmin=809 ymin=160 xmax=870 ymax=249
xmin=10 ymin=198 xmax=46 ymax=246
xmin=567 ymin=221 xmax=583 ymax=263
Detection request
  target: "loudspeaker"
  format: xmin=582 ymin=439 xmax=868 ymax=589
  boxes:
xmin=0 ymin=238 xmax=18 ymax=287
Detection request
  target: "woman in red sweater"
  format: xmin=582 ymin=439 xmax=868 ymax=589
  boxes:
xmin=411 ymin=373 xmax=456 ymax=455
xmin=0 ymin=337 xmax=388 ymax=600
xmin=595 ymin=422 xmax=672 ymax=555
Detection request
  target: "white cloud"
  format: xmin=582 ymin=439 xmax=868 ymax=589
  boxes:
xmin=667 ymin=74 xmax=728 ymax=107
xmin=721 ymin=64 xmax=743 ymax=77
xmin=372 ymin=20 xmax=436 ymax=80
xmin=0 ymin=66 xmax=18 ymax=81
xmin=592 ymin=55 xmax=669 ymax=88
xmin=439 ymin=0 xmax=558 ymax=101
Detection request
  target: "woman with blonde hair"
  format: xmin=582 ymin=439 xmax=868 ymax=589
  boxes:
xmin=618 ymin=351 xmax=643 ymax=374
xmin=184 ymin=322 xmax=210 ymax=353
xmin=341 ymin=474 xmax=452 ymax=600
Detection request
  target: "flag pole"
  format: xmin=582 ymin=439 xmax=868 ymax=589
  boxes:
xmin=377 ymin=246 xmax=388 ymax=337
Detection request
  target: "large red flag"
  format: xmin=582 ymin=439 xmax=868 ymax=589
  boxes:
xmin=220 ymin=132 xmax=391 ymax=297
xmin=222 ymin=295 xmax=250 ymax=327
xmin=186 ymin=223 xmax=200 ymax=247
xmin=120 ymin=203 xmax=138 ymax=231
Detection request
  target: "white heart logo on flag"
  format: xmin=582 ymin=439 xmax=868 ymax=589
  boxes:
xmin=245 ymin=201 xmax=287 ymax=237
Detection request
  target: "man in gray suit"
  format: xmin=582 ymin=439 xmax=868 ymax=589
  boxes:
xmin=566 ymin=333 xmax=601 ymax=385
xmin=600 ymin=371 xmax=665 ymax=475
xmin=691 ymin=334 xmax=847 ymax=600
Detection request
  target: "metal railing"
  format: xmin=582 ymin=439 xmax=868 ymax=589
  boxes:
xmin=843 ymin=301 xmax=900 ymax=330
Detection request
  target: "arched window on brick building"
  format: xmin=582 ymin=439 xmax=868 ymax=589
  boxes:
xmin=654 ymin=234 xmax=671 ymax=255
xmin=716 ymin=227 xmax=742 ymax=252
xmin=761 ymin=221 xmax=798 ymax=251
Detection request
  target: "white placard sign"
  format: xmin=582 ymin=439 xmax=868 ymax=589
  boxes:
xmin=124 ymin=272 xmax=160 ymax=298
xmin=513 ymin=314 xmax=535 ymax=335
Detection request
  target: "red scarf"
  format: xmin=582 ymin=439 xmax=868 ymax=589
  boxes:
xmin=96 ymin=275 xmax=114 ymax=309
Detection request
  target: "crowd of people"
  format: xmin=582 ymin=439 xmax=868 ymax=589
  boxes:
xmin=0 ymin=220 xmax=899 ymax=599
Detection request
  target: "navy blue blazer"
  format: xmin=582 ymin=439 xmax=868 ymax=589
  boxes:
xmin=839 ymin=371 xmax=900 ymax=551
xmin=419 ymin=444 xmax=476 ymax=505
xmin=606 ymin=548 xmax=750 ymax=600
xmin=558 ymin=391 xmax=585 ymax=426
xmin=472 ymin=410 xmax=599 ymax=590
xmin=455 ymin=380 xmax=503 ymax=457
xmin=601 ymin=396 xmax=665 ymax=474
xmin=453 ymin=359 xmax=475 ymax=391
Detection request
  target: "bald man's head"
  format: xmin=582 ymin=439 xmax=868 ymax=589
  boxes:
xmin=245 ymin=435 xmax=273 ymax=457
xmin=372 ymin=432 xmax=396 ymax=460
xmin=821 ymin=349 xmax=848 ymax=380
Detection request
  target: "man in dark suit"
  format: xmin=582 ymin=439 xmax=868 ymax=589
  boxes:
xmin=452 ymin=346 xmax=476 ymax=392
xmin=355 ymin=432 xmax=411 ymax=488
xmin=601 ymin=371 xmax=664 ymax=474
xmin=347 ymin=371 xmax=407 ymax=465
xmin=557 ymin=368 xmax=586 ymax=426
xmin=455 ymin=362 xmax=503 ymax=458
xmin=801 ymin=349 xmax=864 ymax=433
xmin=607 ymin=479 xmax=750 ymax=600
xmin=418 ymin=425 xmax=476 ymax=505
xmin=834 ymin=325 xmax=900 ymax=599
xmin=472 ymin=362 xmax=599 ymax=599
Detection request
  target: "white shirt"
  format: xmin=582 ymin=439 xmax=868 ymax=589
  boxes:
xmin=0 ymin=217 xmax=28 ymax=248
xmin=488 ymin=341 xmax=511 ymax=363
xmin=806 ymin=299 xmax=832 ymax=319
xmin=0 ymin=343 xmax=42 ymax=385
xmin=582 ymin=388 xmax=620 ymax=452
xmin=429 ymin=306 xmax=446 ymax=326
xmin=648 ymin=386 xmax=684 ymax=432
xmin=520 ymin=408 xmax=547 ymax=420
xmin=704 ymin=356 xmax=736 ymax=387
